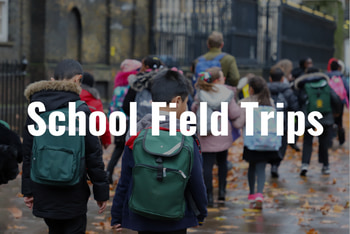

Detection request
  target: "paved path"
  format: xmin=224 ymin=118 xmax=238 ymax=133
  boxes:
xmin=0 ymin=112 xmax=349 ymax=234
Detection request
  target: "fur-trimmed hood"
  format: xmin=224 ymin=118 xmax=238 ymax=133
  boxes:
xmin=294 ymin=72 xmax=329 ymax=90
xmin=24 ymin=80 xmax=82 ymax=112
xmin=24 ymin=80 xmax=81 ymax=101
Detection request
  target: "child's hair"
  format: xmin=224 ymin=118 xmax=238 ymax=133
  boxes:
xmin=269 ymin=67 xmax=284 ymax=82
xmin=151 ymin=69 xmax=190 ymax=103
xmin=330 ymin=60 xmax=339 ymax=71
xmin=248 ymin=76 xmax=272 ymax=106
xmin=195 ymin=66 xmax=222 ymax=92
xmin=82 ymin=72 xmax=95 ymax=87
xmin=142 ymin=56 xmax=163 ymax=70
xmin=53 ymin=59 xmax=83 ymax=80
xmin=306 ymin=67 xmax=319 ymax=74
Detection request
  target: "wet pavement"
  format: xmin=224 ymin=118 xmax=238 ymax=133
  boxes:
xmin=0 ymin=111 xmax=349 ymax=234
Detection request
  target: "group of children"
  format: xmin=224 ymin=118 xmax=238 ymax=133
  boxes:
xmin=0 ymin=54 xmax=345 ymax=233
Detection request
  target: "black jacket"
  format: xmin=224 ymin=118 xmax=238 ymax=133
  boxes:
xmin=0 ymin=123 xmax=23 ymax=185
xmin=294 ymin=72 xmax=342 ymax=128
xmin=268 ymin=82 xmax=299 ymax=112
xmin=22 ymin=80 xmax=109 ymax=219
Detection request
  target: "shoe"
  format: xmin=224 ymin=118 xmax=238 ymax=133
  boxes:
xmin=300 ymin=163 xmax=308 ymax=176
xmin=290 ymin=144 xmax=300 ymax=152
xmin=271 ymin=165 xmax=279 ymax=178
xmin=248 ymin=194 xmax=255 ymax=202
xmin=255 ymin=193 xmax=264 ymax=209
xmin=218 ymin=185 xmax=226 ymax=202
xmin=322 ymin=165 xmax=330 ymax=175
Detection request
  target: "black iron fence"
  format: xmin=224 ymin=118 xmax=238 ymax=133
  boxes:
xmin=0 ymin=60 xmax=27 ymax=136
xmin=150 ymin=0 xmax=258 ymax=68
xmin=150 ymin=0 xmax=336 ymax=71
xmin=276 ymin=3 xmax=336 ymax=69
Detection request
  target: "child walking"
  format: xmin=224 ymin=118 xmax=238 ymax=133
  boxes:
xmin=236 ymin=76 xmax=280 ymax=209
xmin=191 ymin=67 xmax=241 ymax=207
xmin=111 ymin=69 xmax=207 ymax=233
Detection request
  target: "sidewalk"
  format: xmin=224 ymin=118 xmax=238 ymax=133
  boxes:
xmin=0 ymin=111 xmax=349 ymax=234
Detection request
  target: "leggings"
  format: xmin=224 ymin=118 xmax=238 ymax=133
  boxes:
xmin=248 ymin=162 xmax=266 ymax=195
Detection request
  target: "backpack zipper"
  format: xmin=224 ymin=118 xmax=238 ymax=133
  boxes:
xmin=136 ymin=164 xmax=187 ymax=179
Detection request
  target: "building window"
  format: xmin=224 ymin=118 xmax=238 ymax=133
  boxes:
xmin=0 ymin=0 xmax=9 ymax=42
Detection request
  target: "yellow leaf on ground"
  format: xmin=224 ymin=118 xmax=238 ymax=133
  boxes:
xmin=320 ymin=220 xmax=337 ymax=224
xmin=308 ymin=188 xmax=316 ymax=193
xmin=302 ymin=200 xmax=312 ymax=209
xmin=333 ymin=204 xmax=344 ymax=213
xmin=220 ymin=225 xmax=239 ymax=229
xmin=214 ymin=216 xmax=227 ymax=221
xmin=243 ymin=208 xmax=261 ymax=212
xmin=207 ymin=208 xmax=220 ymax=213
xmin=7 ymin=207 xmax=22 ymax=219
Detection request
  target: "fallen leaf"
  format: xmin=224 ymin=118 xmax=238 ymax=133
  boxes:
xmin=7 ymin=207 xmax=22 ymax=219
xmin=298 ymin=217 xmax=305 ymax=225
xmin=345 ymin=201 xmax=349 ymax=208
xmin=320 ymin=220 xmax=337 ymax=224
xmin=302 ymin=200 xmax=312 ymax=209
xmin=333 ymin=204 xmax=344 ymax=213
xmin=207 ymin=208 xmax=220 ymax=213
xmin=214 ymin=216 xmax=227 ymax=221
xmin=332 ymin=178 xmax=337 ymax=184
xmin=243 ymin=208 xmax=261 ymax=212
xmin=220 ymin=225 xmax=239 ymax=229
xmin=305 ymin=228 xmax=319 ymax=234
xmin=308 ymin=188 xmax=316 ymax=193
xmin=272 ymin=182 xmax=278 ymax=188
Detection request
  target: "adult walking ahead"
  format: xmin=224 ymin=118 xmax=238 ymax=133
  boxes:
xmin=193 ymin=31 xmax=240 ymax=87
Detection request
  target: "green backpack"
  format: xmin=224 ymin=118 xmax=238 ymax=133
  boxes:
xmin=129 ymin=128 xmax=194 ymax=220
xmin=304 ymin=79 xmax=332 ymax=113
xmin=30 ymin=101 xmax=85 ymax=186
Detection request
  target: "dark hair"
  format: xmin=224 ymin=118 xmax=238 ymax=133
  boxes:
xmin=291 ymin=67 xmax=303 ymax=79
xmin=82 ymin=72 xmax=94 ymax=87
xmin=270 ymin=67 xmax=284 ymax=82
xmin=142 ymin=56 xmax=162 ymax=70
xmin=306 ymin=67 xmax=319 ymax=74
xmin=330 ymin=61 xmax=339 ymax=71
xmin=248 ymin=76 xmax=272 ymax=106
xmin=299 ymin=57 xmax=312 ymax=69
xmin=151 ymin=69 xmax=190 ymax=103
xmin=53 ymin=59 xmax=83 ymax=80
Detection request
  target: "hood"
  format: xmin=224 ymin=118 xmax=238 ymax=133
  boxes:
xmin=81 ymin=84 xmax=100 ymax=99
xmin=294 ymin=72 xmax=329 ymax=90
xmin=327 ymin=58 xmax=337 ymax=72
xmin=24 ymin=80 xmax=81 ymax=111
xmin=125 ymin=112 xmax=182 ymax=142
xmin=128 ymin=69 xmax=163 ymax=92
xmin=114 ymin=71 xmax=138 ymax=88
xmin=268 ymin=82 xmax=290 ymax=94
xmin=197 ymin=84 xmax=234 ymax=110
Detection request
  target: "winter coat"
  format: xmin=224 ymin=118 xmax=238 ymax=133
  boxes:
xmin=194 ymin=48 xmax=240 ymax=87
xmin=0 ymin=122 xmax=23 ymax=185
xmin=114 ymin=70 xmax=138 ymax=88
xmin=22 ymin=80 xmax=109 ymax=220
xmin=191 ymin=85 xmax=242 ymax=153
xmin=80 ymin=85 xmax=111 ymax=147
xmin=111 ymin=113 xmax=207 ymax=232
xmin=267 ymin=82 xmax=299 ymax=112
xmin=294 ymin=72 xmax=342 ymax=128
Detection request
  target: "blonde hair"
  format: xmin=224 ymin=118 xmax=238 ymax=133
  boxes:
xmin=207 ymin=31 xmax=223 ymax=48
xmin=275 ymin=59 xmax=293 ymax=78
xmin=195 ymin=67 xmax=222 ymax=92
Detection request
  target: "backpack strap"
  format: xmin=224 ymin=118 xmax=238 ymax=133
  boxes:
xmin=198 ymin=56 xmax=206 ymax=62
xmin=213 ymin=53 xmax=226 ymax=62
xmin=76 ymin=100 xmax=85 ymax=108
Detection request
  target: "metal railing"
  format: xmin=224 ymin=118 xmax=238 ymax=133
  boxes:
xmin=0 ymin=59 xmax=27 ymax=136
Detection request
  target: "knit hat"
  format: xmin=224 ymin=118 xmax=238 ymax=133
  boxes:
xmin=121 ymin=59 xmax=142 ymax=73
xmin=82 ymin=72 xmax=95 ymax=87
